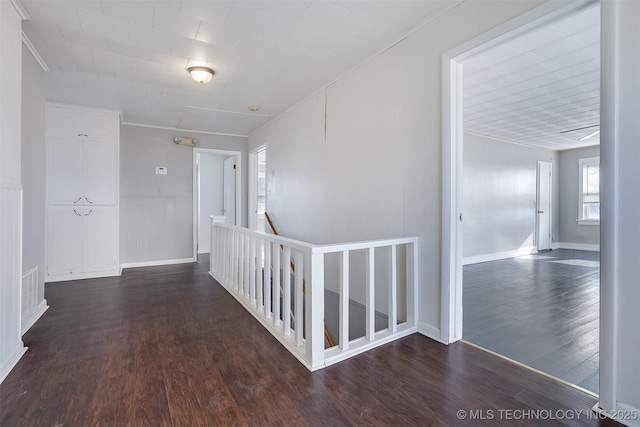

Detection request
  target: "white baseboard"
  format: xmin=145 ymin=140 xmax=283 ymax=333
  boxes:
xmin=46 ymin=269 xmax=121 ymax=283
xmin=120 ymin=257 xmax=196 ymax=270
xmin=417 ymin=322 xmax=447 ymax=344
xmin=551 ymin=242 xmax=561 ymax=249
xmin=463 ymin=246 xmax=538 ymax=265
xmin=593 ymin=402 xmax=640 ymax=427
xmin=557 ymin=242 xmax=600 ymax=252
xmin=22 ymin=300 xmax=49 ymax=335
xmin=0 ymin=343 xmax=27 ymax=385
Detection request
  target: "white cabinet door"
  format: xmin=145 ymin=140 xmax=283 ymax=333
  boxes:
xmin=47 ymin=105 xmax=119 ymax=141
xmin=47 ymin=138 xmax=83 ymax=205
xmin=84 ymin=141 xmax=117 ymax=205
xmin=47 ymin=207 xmax=83 ymax=276
xmin=83 ymin=207 xmax=116 ymax=273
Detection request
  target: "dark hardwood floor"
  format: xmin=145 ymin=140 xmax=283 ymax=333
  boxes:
xmin=463 ymin=249 xmax=600 ymax=394
xmin=0 ymin=256 xmax=617 ymax=426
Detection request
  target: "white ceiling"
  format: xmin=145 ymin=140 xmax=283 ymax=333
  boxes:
xmin=463 ymin=5 xmax=600 ymax=151
xmin=22 ymin=0 xmax=456 ymax=136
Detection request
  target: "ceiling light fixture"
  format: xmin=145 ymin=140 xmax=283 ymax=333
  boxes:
xmin=187 ymin=66 xmax=214 ymax=84
xmin=248 ymin=106 xmax=261 ymax=112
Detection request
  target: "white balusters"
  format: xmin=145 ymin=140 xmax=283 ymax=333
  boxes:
xmin=208 ymin=219 xmax=418 ymax=372
xmin=366 ymin=247 xmax=375 ymax=341
xmin=339 ymin=250 xmax=350 ymax=350
xmin=389 ymin=244 xmax=397 ymax=333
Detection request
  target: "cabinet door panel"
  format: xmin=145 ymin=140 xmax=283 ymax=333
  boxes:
xmin=47 ymin=208 xmax=82 ymax=276
xmin=84 ymin=142 xmax=117 ymax=205
xmin=47 ymin=138 xmax=83 ymax=205
xmin=47 ymin=106 xmax=119 ymax=141
xmin=83 ymin=207 xmax=116 ymax=273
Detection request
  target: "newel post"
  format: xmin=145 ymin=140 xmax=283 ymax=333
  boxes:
xmin=209 ymin=216 xmax=226 ymax=276
xmin=307 ymin=250 xmax=325 ymax=370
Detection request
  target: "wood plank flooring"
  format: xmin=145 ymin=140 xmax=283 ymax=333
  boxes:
xmin=0 ymin=256 xmax=617 ymax=426
xmin=463 ymin=249 xmax=600 ymax=394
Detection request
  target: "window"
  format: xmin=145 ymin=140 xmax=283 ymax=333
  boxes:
xmin=578 ymin=157 xmax=599 ymax=225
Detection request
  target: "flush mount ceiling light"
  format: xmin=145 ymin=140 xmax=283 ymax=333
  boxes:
xmin=187 ymin=66 xmax=214 ymax=84
xmin=248 ymin=106 xmax=261 ymax=112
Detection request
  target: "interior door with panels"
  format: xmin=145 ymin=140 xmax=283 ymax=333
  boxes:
xmin=83 ymin=206 xmax=117 ymax=272
xmin=47 ymin=207 xmax=83 ymax=276
xmin=47 ymin=138 xmax=83 ymax=205
xmin=83 ymin=141 xmax=117 ymax=205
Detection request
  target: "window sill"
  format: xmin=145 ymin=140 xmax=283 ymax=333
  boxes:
xmin=576 ymin=219 xmax=600 ymax=226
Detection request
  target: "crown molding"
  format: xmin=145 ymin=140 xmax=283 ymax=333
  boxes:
xmin=22 ymin=32 xmax=49 ymax=72
xmin=10 ymin=0 xmax=30 ymax=20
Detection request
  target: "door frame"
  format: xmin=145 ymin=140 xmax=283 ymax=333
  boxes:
xmin=536 ymin=161 xmax=552 ymax=251
xmin=192 ymin=148 xmax=242 ymax=259
xmin=440 ymin=0 xmax=598 ymax=344
xmin=248 ymin=145 xmax=266 ymax=230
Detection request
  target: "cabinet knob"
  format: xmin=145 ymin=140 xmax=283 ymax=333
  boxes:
xmin=77 ymin=133 xmax=88 ymax=137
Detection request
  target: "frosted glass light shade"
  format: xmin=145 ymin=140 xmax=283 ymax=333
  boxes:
xmin=188 ymin=66 xmax=214 ymax=83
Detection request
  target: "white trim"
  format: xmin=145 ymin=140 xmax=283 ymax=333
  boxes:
xmin=22 ymin=300 xmax=48 ymax=335
xmin=45 ymin=101 xmax=122 ymax=117
xmin=248 ymin=145 xmax=266 ymax=231
xmin=463 ymin=246 xmax=538 ymax=265
xmin=536 ymin=161 xmax=553 ymax=251
xmin=323 ymin=326 xmax=417 ymax=368
xmin=46 ymin=270 xmax=121 ymax=283
xmin=557 ymin=242 xmax=600 ymax=252
xmin=10 ymin=0 xmax=30 ymax=20
xmin=551 ymin=242 xmax=561 ymax=250
xmin=577 ymin=219 xmax=600 ymax=226
xmin=578 ymin=156 xmax=600 ymax=222
xmin=593 ymin=402 xmax=640 ymax=427
xmin=192 ymin=148 xmax=242 ymax=259
xmin=121 ymin=121 xmax=249 ymax=138
xmin=441 ymin=0 xmax=599 ymax=348
xmin=120 ymin=258 xmax=196 ymax=270
xmin=417 ymin=322 xmax=447 ymax=344
xmin=0 ymin=344 xmax=27 ymax=385
xmin=22 ymin=32 xmax=48 ymax=72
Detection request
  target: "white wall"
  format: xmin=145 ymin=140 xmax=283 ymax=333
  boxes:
xmin=197 ymin=152 xmax=225 ymax=254
xmin=0 ymin=1 xmax=26 ymax=384
xmin=463 ymin=132 xmax=559 ymax=260
xmin=558 ymin=145 xmax=600 ymax=247
xmin=600 ymin=0 xmax=640 ymax=415
xmin=249 ymin=0 xmax=548 ymax=335
xmin=21 ymin=42 xmax=46 ymax=310
xmin=120 ymin=125 xmax=247 ymax=265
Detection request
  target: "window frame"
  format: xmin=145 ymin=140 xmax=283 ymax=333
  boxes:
xmin=577 ymin=156 xmax=600 ymax=226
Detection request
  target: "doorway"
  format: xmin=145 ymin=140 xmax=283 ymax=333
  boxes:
xmin=249 ymin=146 xmax=266 ymax=232
xmin=442 ymin=0 xmax=601 ymax=394
xmin=537 ymin=161 xmax=552 ymax=251
xmin=193 ymin=148 xmax=241 ymax=257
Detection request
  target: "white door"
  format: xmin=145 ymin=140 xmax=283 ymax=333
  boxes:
xmin=197 ymin=153 xmax=225 ymax=253
xmin=84 ymin=206 xmax=117 ymax=272
xmin=536 ymin=161 xmax=552 ymax=250
xmin=223 ymin=157 xmax=236 ymax=225
xmin=47 ymin=207 xmax=83 ymax=276
xmin=47 ymin=138 xmax=83 ymax=205
xmin=84 ymin=141 xmax=117 ymax=205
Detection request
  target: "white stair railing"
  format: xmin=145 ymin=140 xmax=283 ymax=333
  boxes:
xmin=209 ymin=216 xmax=418 ymax=371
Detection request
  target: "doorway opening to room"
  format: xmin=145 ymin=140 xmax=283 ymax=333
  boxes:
xmin=249 ymin=146 xmax=266 ymax=232
xmin=193 ymin=148 xmax=242 ymax=258
xmin=443 ymin=1 xmax=601 ymax=395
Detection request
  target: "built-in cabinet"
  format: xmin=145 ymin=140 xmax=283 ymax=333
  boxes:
xmin=45 ymin=103 xmax=120 ymax=282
